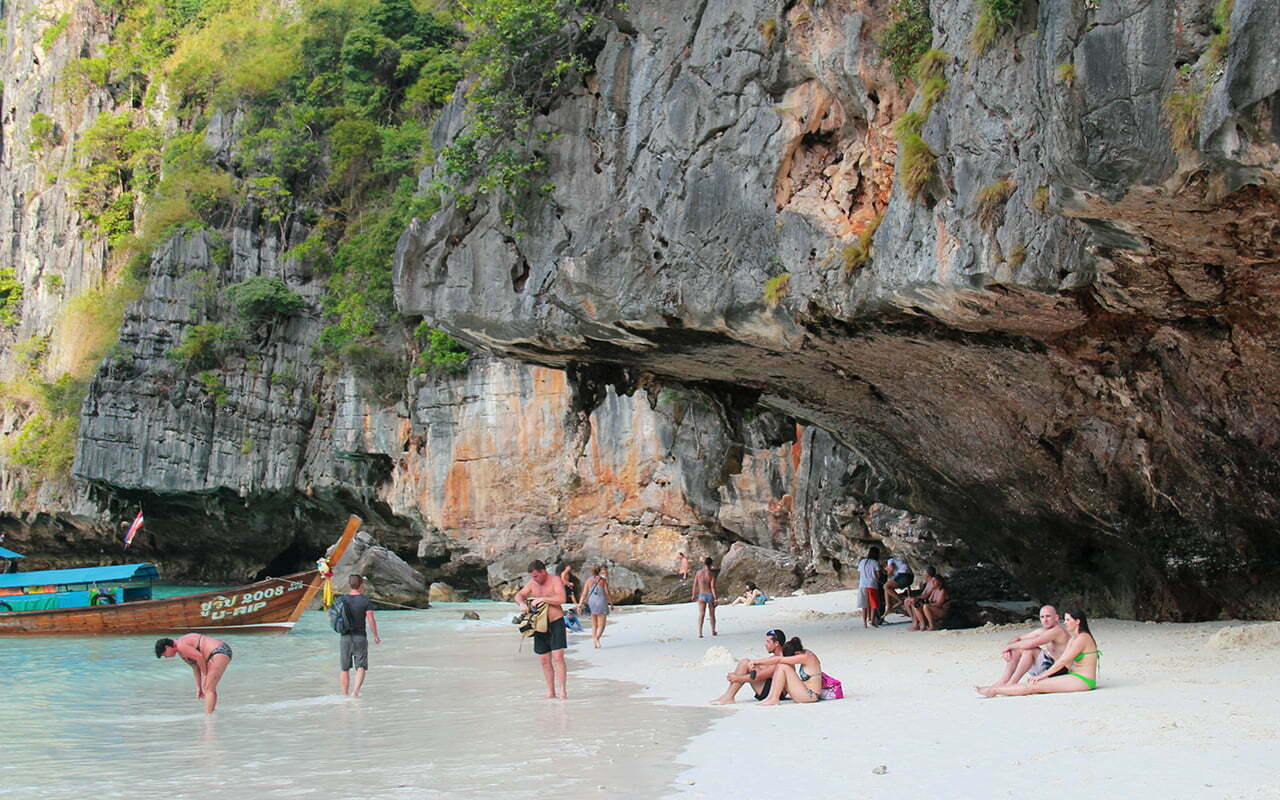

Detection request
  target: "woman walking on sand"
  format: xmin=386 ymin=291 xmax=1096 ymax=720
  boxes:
xmin=750 ymin=636 xmax=824 ymax=705
xmin=579 ymin=565 xmax=611 ymax=648
xmin=978 ymin=609 xmax=1100 ymax=698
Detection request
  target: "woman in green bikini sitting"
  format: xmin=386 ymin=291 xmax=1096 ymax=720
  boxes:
xmin=979 ymin=609 xmax=1099 ymax=698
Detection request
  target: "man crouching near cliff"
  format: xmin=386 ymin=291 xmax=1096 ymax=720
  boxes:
xmin=515 ymin=560 xmax=569 ymax=699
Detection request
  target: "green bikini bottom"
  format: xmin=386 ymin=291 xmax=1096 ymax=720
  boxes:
xmin=1068 ymin=671 xmax=1096 ymax=690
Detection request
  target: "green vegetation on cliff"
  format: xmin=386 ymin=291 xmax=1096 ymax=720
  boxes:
xmin=49 ymin=0 xmax=471 ymax=382
xmin=879 ymin=0 xmax=932 ymax=84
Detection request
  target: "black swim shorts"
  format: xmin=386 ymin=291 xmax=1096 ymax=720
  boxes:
xmin=753 ymin=677 xmax=789 ymax=701
xmin=533 ymin=616 xmax=568 ymax=654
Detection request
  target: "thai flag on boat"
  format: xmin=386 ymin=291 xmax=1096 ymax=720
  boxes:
xmin=123 ymin=511 xmax=144 ymax=548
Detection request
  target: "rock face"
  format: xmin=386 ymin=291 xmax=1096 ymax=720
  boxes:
xmin=396 ymin=0 xmax=1280 ymax=619
xmin=718 ymin=542 xmax=803 ymax=599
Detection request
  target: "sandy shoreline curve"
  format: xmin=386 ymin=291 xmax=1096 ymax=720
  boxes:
xmin=570 ymin=591 xmax=1280 ymax=799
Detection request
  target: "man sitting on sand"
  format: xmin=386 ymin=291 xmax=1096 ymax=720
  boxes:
xmin=976 ymin=605 xmax=1070 ymax=691
xmin=907 ymin=567 xmax=951 ymax=630
xmin=709 ymin=629 xmax=789 ymax=704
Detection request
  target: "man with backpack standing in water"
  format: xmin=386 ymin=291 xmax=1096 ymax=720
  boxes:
xmin=335 ymin=574 xmax=380 ymax=697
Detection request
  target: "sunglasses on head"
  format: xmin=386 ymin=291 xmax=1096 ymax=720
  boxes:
xmin=766 ymin=629 xmax=781 ymax=638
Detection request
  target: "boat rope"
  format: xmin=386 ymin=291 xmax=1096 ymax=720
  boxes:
xmin=365 ymin=597 xmax=431 ymax=611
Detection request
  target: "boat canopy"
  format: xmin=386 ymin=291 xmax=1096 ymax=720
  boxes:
xmin=0 ymin=563 xmax=159 ymax=589
xmin=0 ymin=546 xmax=23 ymax=559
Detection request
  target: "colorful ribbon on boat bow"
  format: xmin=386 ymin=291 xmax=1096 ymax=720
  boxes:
xmin=317 ymin=557 xmax=333 ymax=609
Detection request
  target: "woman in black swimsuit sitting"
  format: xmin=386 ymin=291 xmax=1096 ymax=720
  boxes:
xmin=155 ymin=633 xmax=234 ymax=713
xmin=749 ymin=636 xmax=824 ymax=706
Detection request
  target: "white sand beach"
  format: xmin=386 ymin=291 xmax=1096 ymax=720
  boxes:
xmin=572 ymin=591 xmax=1280 ymax=799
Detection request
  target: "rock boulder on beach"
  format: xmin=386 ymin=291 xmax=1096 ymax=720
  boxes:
xmin=332 ymin=531 xmax=430 ymax=608
xmin=429 ymin=582 xmax=465 ymax=602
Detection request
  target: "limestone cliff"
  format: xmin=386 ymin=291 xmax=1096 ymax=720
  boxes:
xmin=396 ymin=0 xmax=1280 ymax=619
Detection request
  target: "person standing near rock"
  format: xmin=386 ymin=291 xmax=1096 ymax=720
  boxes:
xmin=514 ymin=560 xmax=569 ymax=699
xmin=677 ymin=552 xmax=689 ymax=581
xmin=692 ymin=557 xmax=718 ymax=637
xmin=579 ymin=564 xmax=611 ymax=648
xmin=883 ymin=554 xmax=913 ymax=615
xmin=857 ymin=546 xmax=884 ymax=628
xmin=560 ymin=563 xmax=579 ymax=605
xmin=339 ymin=574 xmax=380 ymax=697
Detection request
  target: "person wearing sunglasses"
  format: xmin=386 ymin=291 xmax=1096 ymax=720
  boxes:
xmin=709 ymin=629 xmax=789 ymax=704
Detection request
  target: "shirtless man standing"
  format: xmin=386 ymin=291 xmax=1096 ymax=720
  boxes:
xmin=692 ymin=557 xmax=718 ymax=638
xmin=976 ymin=605 xmax=1071 ymax=692
xmin=709 ymin=628 xmax=787 ymax=704
xmin=154 ymin=633 xmax=233 ymax=713
xmin=514 ymin=560 xmax=569 ymax=699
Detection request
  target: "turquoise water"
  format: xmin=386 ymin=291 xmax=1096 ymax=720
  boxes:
xmin=0 ymin=597 xmax=711 ymax=799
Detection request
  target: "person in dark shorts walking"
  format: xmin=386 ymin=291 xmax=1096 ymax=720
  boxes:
xmin=514 ymin=560 xmax=569 ymax=699
xmin=340 ymin=574 xmax=381 ymax=697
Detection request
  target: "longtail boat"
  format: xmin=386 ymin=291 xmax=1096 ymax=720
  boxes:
xmin=0 ymin=514 xmax=361 ymax=636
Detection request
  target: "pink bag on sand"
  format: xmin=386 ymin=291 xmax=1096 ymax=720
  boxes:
xmin=819 ymin=672 xmax=844 ymax=700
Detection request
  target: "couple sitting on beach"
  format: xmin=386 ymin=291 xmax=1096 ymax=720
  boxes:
xmin=709 ymin=629 xmax=830 ymax=706
xmin=976 ymin=605 xmax=1101 ymax=697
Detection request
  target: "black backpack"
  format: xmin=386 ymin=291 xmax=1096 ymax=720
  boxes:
xmin=329 ymin=595 xmax=353 ymax=634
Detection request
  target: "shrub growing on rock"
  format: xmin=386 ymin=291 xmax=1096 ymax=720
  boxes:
xmin=1164 ymin=87 xmax=1204 ymax=152
xmin=170 ymin=322 xmax=238 ymax=371
xmin=975 ymin=177 xmax=1015 ymax=231
xmin=879 ymin=0 xmax=932 ymax=84
xmin=225 ymin=276 xmax=307 ymax=321
xmin=763 ymin=273 xmax=791 ymax=307
xmin=842 ymin=213 xmax=884 ymax=274
xmin=0 ymin=269 xmax=24 ymax=327
xmin=970 ymin=0 xmax=1023 ymax=57
xmin=893 ymin=113 xmax=935 ymax=201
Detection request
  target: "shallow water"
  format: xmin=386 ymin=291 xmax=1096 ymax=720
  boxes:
xmin=0 ymin=597 xmax=713 ymax=799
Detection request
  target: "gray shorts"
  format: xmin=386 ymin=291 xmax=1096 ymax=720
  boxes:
xmin=340 ymin=634 xmax=369 ymax=671
xmin=1028 ymin=649 xmax=1056 ymax=676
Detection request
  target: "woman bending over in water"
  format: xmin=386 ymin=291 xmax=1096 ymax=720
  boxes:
xmin=750 ymin=637 xmax=823 ymax=705
xmin=979 ymin=609 xmax=1100 ymax=698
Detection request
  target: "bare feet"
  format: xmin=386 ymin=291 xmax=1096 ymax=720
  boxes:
xmin=545 ymin=691 xmax=557 ymax=699
xmin=978 ymin=687 xmax=998 ymax=698
xmin=756 ymin=698 xmax=780 ymax=706
xmin=709 ymin=697 xmax=733 ymax=705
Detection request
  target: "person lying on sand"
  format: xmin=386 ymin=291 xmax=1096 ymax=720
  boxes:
xmin=730 ymin=582 xmax=766 ymax=606
xmin=979 ymin=609 xmax=1100 ymax=698
xmin=907 ymin=567 xmax=950 ymax=630
xmin=710 ymin=628 xmax=789 ymax=704
xmin=750 ymin=636 xmax=823 ymax=706
xmin=975 ymin=605 xmax=1070 ymax=693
